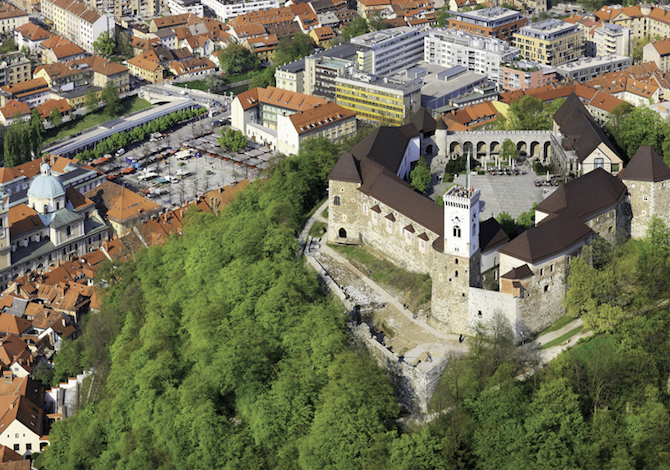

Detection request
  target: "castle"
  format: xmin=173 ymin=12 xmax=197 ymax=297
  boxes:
xmin=328 ymin=100 xmax=668 ymax=335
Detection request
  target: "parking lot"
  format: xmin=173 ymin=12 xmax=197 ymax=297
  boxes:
xmin=94 ymin=118 xmax=278 ymax=209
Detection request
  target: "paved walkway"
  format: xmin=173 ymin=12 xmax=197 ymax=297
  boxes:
xmin=530 ymin=318 xmax=593 ymax=364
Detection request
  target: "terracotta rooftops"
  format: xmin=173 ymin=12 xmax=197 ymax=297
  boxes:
xmin=289 ymin=101 xmax=355 ymax=135
xmin=501 ymin=263 xmax=533 ymax=280
xmin=84 ymin=180 xmax=161 ymax=224
xmin=535 ymin=168 xmax=627 ymax=222
xmin=8 ymin=204 xmax=43 ymax=238
xmin=14 ymin=23 xmax=52 ymax=41
xmin=237 ymin=86 xmax=328 ymax=112
xmin=620 ymin=146 xmax=670 ymax=182
xmin=0 ymin=3 xmax=28 ymax=20
xmin=500 ymin=212 xmax=594 ymax=265
xmin=0 ymin=100 xmax=30 ymax=120
xmin=0 ymin=78 xmax=49 ymax=97
xmin=651 ymin=38 xmax=670 ymax=56
xmin=128 ymin=54 xmax=162 ymax=72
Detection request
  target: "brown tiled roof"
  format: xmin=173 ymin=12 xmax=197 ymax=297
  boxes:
xmin=228 ymin=7 xmax=294 ymax=27
xmin=14 ymin=23 xmax=51 ymax=42
xmin=152 ymin=13 xmax=197 ymax=29
xmin=8 ymin=204 xmax=44 ymax=238
xmin=0 ymin=168 xmax=21 ymax=184
xmin=65 ymin=186 xmax=94 ymax=210
xmin=231 ymin=24 xmax=267 ymax=39
xmin=0 ymin=394 xmax=42 ymax=438
xmin=0 ymin=78 xmax=49 ymax=97
xmin=535 ymin=168 xmax=627 ymax=222
xmin=0 ymin=458 xmax=30 ymax=470
xmin=480 ymin=217 xmax=509 ymax=253
xmin=240 ymin=86 xmax=327 ymax=112
xmin=501 ymin=263 xmax=533 ymax=279
xmin=0 ymin=444 xmax=22 ymax=462
xmin=0 ymin=100 xmax=30 ymax=120
xmin=35 ymin=99 xmax=72 ymax=120
xmin=620 ymin=146 xmax=670 ymax=182
xmin=0 ymin=3 xmax=28 ymax=20
xmin=311 ymin=26 xmax=335 ymax=40
xmin=553 ymin=93 xmax=618 ymax=163
xmin=79 ymin=56 xmax=128 ymax=76
xmin=651 ymin=38 xmax=670 ymax=56
xmin=349 ymin=126 xmax=413 ymax=174
xmin=169 ymin=57 xmax=215 ymax=76
xmin=0 ymin=314 xmax=31 ymax=336
xmin=128 ymin=54 xmax=162 ymax=72
xmin=500 ymin=212 xmax=594 ymax=264
xmin=289 ymin=101 xmax=355 ymax=135
xmin=52 ymin=42 xmax=85 ymax=59
xmin=84 ymin=180 xmax=161 ymax=224
xmin=411 ymin=107 xmax=436 ymax=134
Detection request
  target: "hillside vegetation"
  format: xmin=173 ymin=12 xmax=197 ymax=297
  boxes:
xmin=39 ymin=137 xmax=670 ymax=469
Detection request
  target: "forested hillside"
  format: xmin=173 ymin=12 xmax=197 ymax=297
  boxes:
xmin=39 ymin=137 xmax=670 ymax=469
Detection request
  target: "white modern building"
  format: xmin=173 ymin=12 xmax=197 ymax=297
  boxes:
xmin=351 ymin=26 xmax=431 ymax=77
xmin=424 ymin=28 xmax=520 ymax=84
xmin=555 ymin=55 xmax=632 ymax=82
xmin=165 ymin=0 xmax=204 ymax=16
xmin=40 ymin=0 xmax=115 ymax=54
xmin=593 ymin=23 xmax=631 ymax=57
xmin=200 ymin=0 xmax=279 ymax=21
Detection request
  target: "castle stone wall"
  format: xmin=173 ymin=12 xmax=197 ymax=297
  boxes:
xmin=625 ymin=179 xmax=670 ymax=239
xmin=467 ymin=287 xmax=521 ymax=334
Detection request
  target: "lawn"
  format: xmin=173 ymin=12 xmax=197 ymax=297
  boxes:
xmin=539 ymin=314 xmax=577 ymax=336
xmin=174 ymin=79 xmax=208 ymax=91
xmin=540 ymin=325 xmax=584 ymax=350
xmin=309 ymin=221 xmax=327 ymax=238
xmin=44 ymin=96 xmax=152 ymax=146
xmin=174 ymin=71 xmax=256 ymax=92
xmin=332 ymin=244 xmax=432 ymax=312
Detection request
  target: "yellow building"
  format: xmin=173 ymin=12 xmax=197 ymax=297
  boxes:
xmin=61 ymin=86 xmax=103 ymax=109
xmin=0 ymin=3 xmax=29 ymax=34
xmin=357 ymin=0 xmax=391 ymax=18
xmin=127 ymin=54 xmax=164 ymax=84
xmin=335 ymin=72 xmax=422 ymax=126
xmin=513 ymin=19 xmax=584 ymax=67
xmin=83 ymin=56 xmax=130 ymax=93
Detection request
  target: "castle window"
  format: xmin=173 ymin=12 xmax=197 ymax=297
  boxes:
xmin=338 ymin=228 xmax=347 ymax=239
xmin=544 ymin=285 xmax=549 ymax=292
xmin=473 ymin=223 xmax=476 ymax=235
xmin=643 ymin=195 xmax=649 ymax=202
xmin=550 ymin=264 xmax=554 ymax=272
xmin=333 ymin=196 xmax=340 ymax=206
xmin=67 ymin=226 xmax=71 ymax=237
xmin=455 ymin=259 xmax=458 ymax=265
xmin=386 ymin=219 xmax=393 ymax=233
xmin=372 ymin=212 xmax=379 ymax=225
xmin=453 ymin=226 xmax=461 ymax=238
xmin=478 ymin=310 xmax=482 ymax=317
xmin=455 ymin=270 xmax=458 ymax=278
xmin=662 ymin=183 xmax=666 ymax=188
xmin=363 ymin=204 xmax=368 ymax=213
xmin=540 ymin=268 xmax=544 ymax=276
xmin=56 ymin=202 xmax=60 ymax=210
xmin=419 ymin=239 xmax=426 ymax=253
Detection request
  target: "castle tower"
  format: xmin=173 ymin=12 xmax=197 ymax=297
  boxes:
xmin=436 ymin=117 xmax=448 ymax=159
xmin=431 ymin=154 xmax=482 ymax=333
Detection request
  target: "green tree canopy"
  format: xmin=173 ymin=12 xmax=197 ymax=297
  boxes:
xmin=342 ymin=17 xmax=368 ymax=41
xmin=29 ymin=108 xmax=45 ymax=159
xmin=218 ymin=43 xmax=257 ymax=74
xmin=49 ymin=106 xmax=63 ymax=127
xmin=368 ymin=14 xmax=388 ymax=31
xmin=218 ymin=128 xmax=248 ymax=152
xmin=248 ymin=66 xmax=276 ymax=89
xmin=84 ymin=89 xmax=99 ymax=114
xmin=436 ymin=6 xmax=453 ymax=27
xmin=101 ymin=81 xmax=122 ymax=116
xmin=273 ymin=33 xmax=312 ymax=66
xmin=500 ymin=96 xmax=564 ymax=131
xmin=93 ymin=31 xmax=115 ymax=58
xmin=500 ymin=138 xmax=520 ymax=161
xmin=410 ymin=157 xmax=431 ymax=193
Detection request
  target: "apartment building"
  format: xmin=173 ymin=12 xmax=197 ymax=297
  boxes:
xmin=0 ymin=4 xmax=29 ymax=35
xmin=335 ymin=71 xmax=422 ymax=125
xmin=0 ymin=53 xmax=31 ymax=86
xmin=644 ymin=38 xmax=670 ymax=73
xmin=231 ymin=87 xmax=356 ymax=153
xmin=555 ymin=55 xmax=632 ymax=83
xmin=513 ymin=19 xmax=584 ymax=67
xmin=357 ymin=0 xmax=391 ymax=18
xmin=128 ymin=53 xmax=165 ymax=84
xmin=424 ymin=28 xmax=520 ymax=84
xmin=166 ymin=0 xmax=204 ymax=16
xmin=448 ymin=7 xmax=528 ymax=43
xmin=275 ymin=59 xmax=305 ymax=93
xmin=501 ymin=60 xmax=556 ymax=91
xmin=595 ymin=5 xmax=670 ymax=41
xmin=40 ymin=0 xmax=115 ymax=54
xmin=0 ymin=78 xmax=51 ymax=107
xmin=593 ymin=23 xmax=631 ymax=57
xmin=351 ymin=26 xmax=430 ymax=77
xmin=14 ymin=23 xmax=52 ymax=53
xmin=202 ymin=0 xmax=280 ymax=22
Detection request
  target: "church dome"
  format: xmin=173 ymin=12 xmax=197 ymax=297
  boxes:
xmin=27 ymin=162 xmax=65 ymax=201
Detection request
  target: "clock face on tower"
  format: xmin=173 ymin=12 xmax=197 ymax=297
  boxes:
xmin=452 ymin=216 xmax=460 ymax=225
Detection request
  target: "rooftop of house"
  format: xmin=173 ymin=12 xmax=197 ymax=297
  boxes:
xmin=48 ymin=0 xmax=101 ymax=24
xmin=236 ymin=86 xmax=328 ymax=111
xmin=14 ymin=23 xmax=52 ymax=42
xmin=620 ymin=145 xmax=670 ymax=183
xmin=84 ymin=180 xmax=161 ymax=224
xmin=289 ymin=101 xmax=355 ymax=135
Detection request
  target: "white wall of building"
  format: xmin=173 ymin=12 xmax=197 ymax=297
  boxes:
xmin=200 ymin=0 xmax=279 ymax=21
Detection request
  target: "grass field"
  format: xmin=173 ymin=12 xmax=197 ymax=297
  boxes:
xmin=44 ymin=96 xmax=151 ymax=146
xmin=174 ymin=71 xmax=255 ymax=92
xmin=332 ymin=244 xmax=432 ymax=312
xmin=309 ymin=221 xmax=327 ymax=238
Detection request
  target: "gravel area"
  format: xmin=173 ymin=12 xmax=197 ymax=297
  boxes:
xmin=315 ymin=251 xmax=384 ymax=309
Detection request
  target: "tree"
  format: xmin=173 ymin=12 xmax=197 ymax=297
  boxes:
xmin=85 ymin=89 xmax=99 ymax=114
xmin=410 ymin=157 xmax=431 ymax=193
xmin=248 ymin=65 xmax=276 ymax=89
xmin=49 ymin=106 xmax=63 ymax=127
xmin=368 ymin=14 xmax=388 ymax=32
xmin=501 ymin=96 xmax=563 ymax=131
xmin=631 ymin=35 xmax=660 ymax=63
xmin=218 ymin=44 xmax=257 ymax=74
xmin=101 ymin=81 xmax=122 ymax=116
xmin=499 ymin=138 xmax=520 ymax=161
xmin=607 ymin=106 xmax=670 ymax=163
xmin=29 ymin=108 xmax=45 ymax=159
xmin=436 ymin=6 xmax=453 ymax=27
xmin=0 ymin=36 xmax=16 ymax=54
xmin=496 ymin=211 xmax=517 ymax=238
xmin=115 ymin=30 xmax=135 ymax=59
xmin=342 ymin=17 xmax=368 ymax=41
xmin=218 ymin=128 xmax=248 ymax=152
xmin=273 ymin=33 xmax=312 ymax=66
xmin=93 ymin=31 xmax=115 ymax=58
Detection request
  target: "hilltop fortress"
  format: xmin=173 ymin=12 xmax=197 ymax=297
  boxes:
xmin=328 ymin=98 xmax=670 ymax=336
